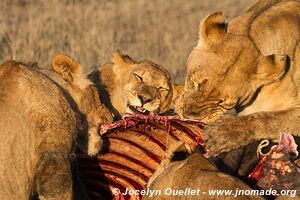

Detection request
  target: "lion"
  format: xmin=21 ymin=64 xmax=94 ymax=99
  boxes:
xmin=88 ymin=51 xmax=184 ymax=119
xmin=143 ymin=153 xmax=263 ymax=200
xmin=176 ymin=0 xmax=300 ymax=166
xmin=0 ymin=55 xmax=112 ymax=200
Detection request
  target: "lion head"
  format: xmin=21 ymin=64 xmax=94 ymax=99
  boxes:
xmin=89 ymin=51 xmax=182 ymax=118
xmin=176 ymin=12 xmax=289 ymax=124
xmin=51 ymin=55 xmax=113 ymax=155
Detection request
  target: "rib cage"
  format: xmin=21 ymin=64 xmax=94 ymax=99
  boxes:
xmin=77 ymin=114 xmax=205 ymax=200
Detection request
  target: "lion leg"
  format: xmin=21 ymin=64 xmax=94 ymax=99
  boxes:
xmin=36 ymin=152 xmax=72 ymax=200
xmin=204 ymin=108 xmax=300 ymax=154
xmin=248 ymin=108 xmax=300 ymax=140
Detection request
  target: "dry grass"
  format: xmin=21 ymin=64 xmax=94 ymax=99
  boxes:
xmin=0 ymin=0 xmax=256 ymax=83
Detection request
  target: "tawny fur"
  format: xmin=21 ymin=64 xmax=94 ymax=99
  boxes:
xmin=89 ymin=51 xmax=183 ymax=119
xmin=0 ymin=56 xmax=112 ymax=200
xmin=143 ymin=153 xmax=263 ymax=200
xmin=176 ymin=0 xmax=300 ymax=160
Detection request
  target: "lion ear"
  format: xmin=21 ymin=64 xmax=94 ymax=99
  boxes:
xmin=256 ymin=54 xmax=289 ymax=82
xmin=199 ymin=12 xmax=227 ymax=44
xmin=111 ymin=50 xmax=135 ymax=68
xmin=52 ymin=54 xmax=82 ymax=82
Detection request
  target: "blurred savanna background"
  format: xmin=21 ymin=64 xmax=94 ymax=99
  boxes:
xmin=0 ymin=0 xmax=256 ymax=83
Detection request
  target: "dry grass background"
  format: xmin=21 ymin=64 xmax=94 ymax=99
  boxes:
xmin=0 ymin=0 xmax=256 ymax=83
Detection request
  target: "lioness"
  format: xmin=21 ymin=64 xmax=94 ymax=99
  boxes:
xmin=176 ymin=0 xmax=300 ymax=157
xmin=89 ymin=51 xmax=183 ymax=119
xmin=0 ymin=56 xmax=112 ymax=199
xmin=143 ymin=153 xmax=263 ymax=200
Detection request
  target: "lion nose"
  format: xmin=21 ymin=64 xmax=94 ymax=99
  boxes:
xmin=138 ymin=95 xmax=152 ymax=105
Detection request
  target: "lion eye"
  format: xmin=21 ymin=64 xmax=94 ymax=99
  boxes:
xmin=193 ymin=81 xmax=202 ymax=91
xmin=197 ymin=85 xmax=202 ymax=92
xmin=194 ymin=79 xmax=208 ymax=92
xmin=134 ymin=73 xmax=143 ymax=81
xmin=158 ymin=87 xmax=168 ymax=91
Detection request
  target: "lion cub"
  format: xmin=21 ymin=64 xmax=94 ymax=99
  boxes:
xmin=0 ymin=55 xmax=112 ymax=200
xmin=89 ymin=51 xmax=183 ymax=119
xmin=144 ymin=153 xmax=263 ymax=200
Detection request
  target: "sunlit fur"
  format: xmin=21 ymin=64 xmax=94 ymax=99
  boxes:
xmin=176 ymin=1 xmax=300 ymax=125
xmin=175 ymin=1 xmax=300 ymax=161
xmin=0 ymin=55 xmax=113 ymax=199
xmin=89 ymin=51 xmax=183 ymax=119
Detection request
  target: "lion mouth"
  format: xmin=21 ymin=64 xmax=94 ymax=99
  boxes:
xmin=128 ymin=105 xmax=150 ymax=115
